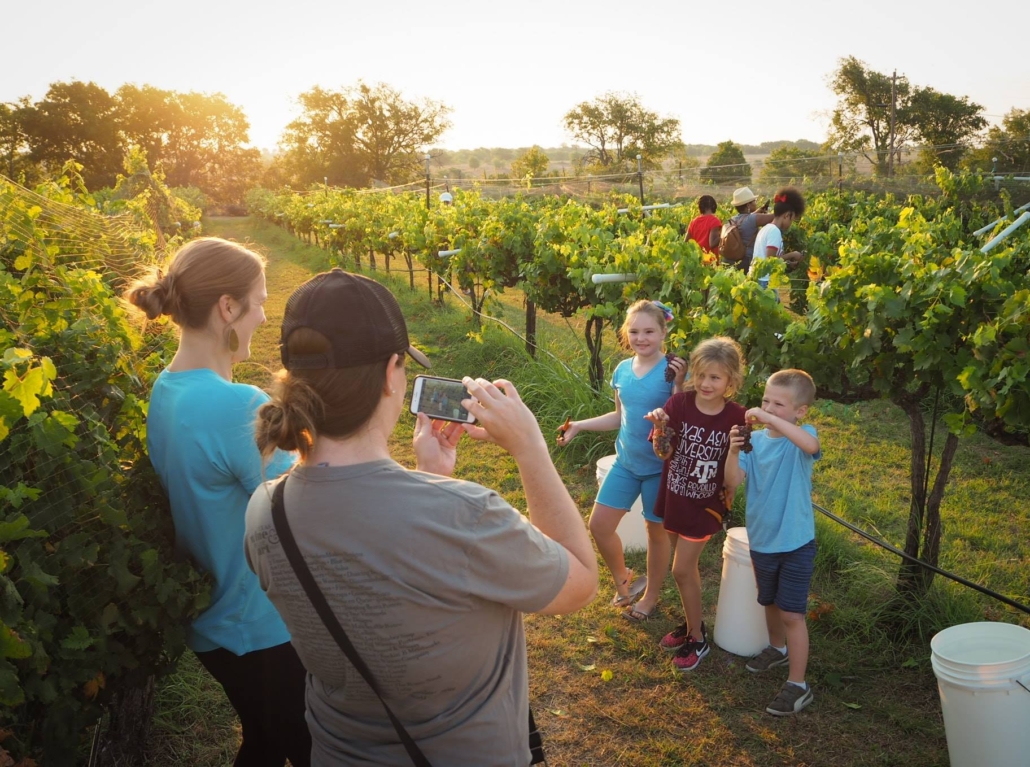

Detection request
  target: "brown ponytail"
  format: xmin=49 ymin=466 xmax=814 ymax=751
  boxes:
xmin=255 ymin=327 xmax=399 ymax=460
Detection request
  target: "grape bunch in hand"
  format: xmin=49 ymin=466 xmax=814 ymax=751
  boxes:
xmin=664 ymin=353 xmax=677 ymax=383
xmin=740 ymin=424 xmax=753 ymax=453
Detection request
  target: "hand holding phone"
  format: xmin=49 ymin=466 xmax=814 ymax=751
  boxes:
xmin=459 ymin=377 xmax=547 ymax=461
xmin=409 ymin=375 xmax=476 ymax=424
xmin=413 ymin=413 xmax=464 ymax=477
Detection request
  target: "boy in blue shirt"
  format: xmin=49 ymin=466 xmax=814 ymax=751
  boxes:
xmin=725 ymin=369 xmax=820 ymax=716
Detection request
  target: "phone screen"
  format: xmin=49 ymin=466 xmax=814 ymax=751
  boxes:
xmin=411 ymin=376 xmax=473 ymax=423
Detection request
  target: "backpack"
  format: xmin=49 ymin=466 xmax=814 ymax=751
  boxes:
xmin=719 ymin=218 xmax=746 ymax=263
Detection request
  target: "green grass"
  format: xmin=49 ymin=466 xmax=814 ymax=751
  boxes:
xmin=147 ymin=216 xmax=1030 ymax=766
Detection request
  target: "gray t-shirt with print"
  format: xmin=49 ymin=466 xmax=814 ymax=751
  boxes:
xmin=245 ymin=459 xmax=569 ymax=767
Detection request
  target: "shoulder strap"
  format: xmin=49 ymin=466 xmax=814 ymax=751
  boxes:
xmin=271 ymin=478 xmax=432 ymax=767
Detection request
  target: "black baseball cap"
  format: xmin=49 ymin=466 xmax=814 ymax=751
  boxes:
xmin=280 ymin=268 xmax=431 ymax=370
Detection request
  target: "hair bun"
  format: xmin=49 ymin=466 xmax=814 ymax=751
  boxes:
xmin=127 ymin=270 xmax=183 ymax=321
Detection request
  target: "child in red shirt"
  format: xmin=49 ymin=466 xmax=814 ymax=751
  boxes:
xmin=686 ymin=194 xmax=721 ymax=258
xmin=646 ymin=336 xmax=747 ymax=672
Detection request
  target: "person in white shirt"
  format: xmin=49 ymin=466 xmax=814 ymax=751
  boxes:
xmin=750 ymin=187 xmax=806 ymax=296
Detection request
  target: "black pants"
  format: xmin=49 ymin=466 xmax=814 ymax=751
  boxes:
xmin=196 ymin=642 xmax=311 ymax=767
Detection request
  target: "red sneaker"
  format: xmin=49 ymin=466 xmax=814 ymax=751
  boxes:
xmin=672 ymin=635 xmax=710 ymax=672
xmin=659 ymin=622 xmax=690 ymax=651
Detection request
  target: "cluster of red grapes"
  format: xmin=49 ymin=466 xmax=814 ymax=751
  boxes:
xmin=664 ymin=353 xmax=678 ymax=383
xmin=739 ymin=424 xmax=753 ymax=453
xmin=652 ymin=419 xmax=673 ymax=457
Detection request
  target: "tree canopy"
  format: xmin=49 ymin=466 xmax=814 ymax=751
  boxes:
xmin=827 ymin=57 xmax=912 ymax=177
xmin=3 ymin=81 xmax=260 ymax=205
xmin=758 ymin=146 xmax=830 ymax=184
xmin=827 ymin=57 xmax=987 ymax=176
xmin=964 ymin=108 xmax=1030 ymax=175
xmin=510 ymin=146 xmax=550 ymax=180
xmin=17 ymin=81 xmax=123 ymax=190
xmin=700 ymin=141 xmax=750 ymax=185
xmin=907 ymin=88 xmax=987 ymax=171
xmin=562 ymin=92 xmax=681 ymax=170
xmin=277 ymin=82 xmax=451 ymax=187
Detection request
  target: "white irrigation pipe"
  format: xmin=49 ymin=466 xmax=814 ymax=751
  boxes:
xmin=438 ymin=248 xmax=461 ymax=257
xmin=981 ymin=211 xmax=1030 ymax=253
xmin=616 ymin=203 xmax=679 ymax=214
xmin=973 ymin=201 xmax=1030 ymax=237
xmin=591 ymin=273 xmax=638 ymax=284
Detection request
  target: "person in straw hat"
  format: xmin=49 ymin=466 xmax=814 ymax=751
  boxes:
xmin=728 ymin=187 xmax=774 ymax=273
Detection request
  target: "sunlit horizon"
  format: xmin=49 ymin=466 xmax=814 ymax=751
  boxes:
xmin=3 ymin=0 xmax=1027 ymax=154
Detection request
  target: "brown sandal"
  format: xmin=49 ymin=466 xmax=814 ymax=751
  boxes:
xmin=623 ymin=603 xmax=659 ymax=622
xmin=611 ymin=572 xmax=647 ymax=607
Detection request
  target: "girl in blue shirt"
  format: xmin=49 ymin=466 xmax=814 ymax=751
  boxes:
xmin=128 ymin=237 xmax=310 ymax=767
xmin=558 ymin=300 xmax=686 ymax=620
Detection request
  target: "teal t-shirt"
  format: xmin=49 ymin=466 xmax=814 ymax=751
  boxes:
xmin=738 ymin=425 xmax=820 ymax=554
xmin=612 ymin=358 xmax=674 ymax=477
xmin=146 ymin=368 xmax=295 ymax=654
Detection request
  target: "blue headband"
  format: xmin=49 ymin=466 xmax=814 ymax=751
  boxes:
xmin=653 ymin=301 xmax=674 ymax=322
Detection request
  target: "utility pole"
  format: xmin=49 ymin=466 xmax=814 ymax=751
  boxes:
xmin=888 ymin=69 xmax=897 ymax=178
xmin=636 ymin=154 xmax=645 ymax=210
xmin=424 ymin=153 xmax=431 ymax=210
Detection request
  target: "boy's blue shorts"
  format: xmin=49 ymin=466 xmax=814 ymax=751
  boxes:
xmin=596 ymin=459 xmax=662 ymax=523
xmin=750 ymin=539 xmax=816 ymax=615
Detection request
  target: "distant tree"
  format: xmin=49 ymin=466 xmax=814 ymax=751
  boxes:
xmin=700 ymin=141 xmax=750 ymax=185
xmin=4 ymin=82 xmax=257 ymax=203
xmin=18 ymin=81 xmax=124 ymax=189
xmin=964 ymin=108 xmax=1030 ymax=175
xmin=116 ymin=84 xmax=177 ymax=170
xmin=828 ymin=58 xmax=994 ymax=177
xmin=0 ymin=99 xmax=32 ymax=180
xmin=906 ymin=88 xmax=986 ymax=171
xmin=468 ymin=155 xmax=481 ymax=170
xmin=280 ymin=86 xmax=362 ymax=186
xmin=157 ymin=91 xmax=260 ymax=206
xmin=758 ymin=146 xmax=829 ymax=184
xmin=349 ymin=82 xmax=451 ymax=183
xmin=161 ymin=92 xmax=251 ymax=185
xmin=563 ymin=92 xmax=681 ymax=169
xmin=827 ymin=57 xmax=914 ymax=177
xmin=279 ymin=82 xmax=450 ymax=187
xmin=510 ymin=146 xmax=550 ymax=179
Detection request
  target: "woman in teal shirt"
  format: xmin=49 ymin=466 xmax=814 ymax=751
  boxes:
xmin=128 ymin=238 xmax=310 ymax=767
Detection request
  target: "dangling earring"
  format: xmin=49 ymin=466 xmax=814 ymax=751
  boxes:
xmin=228 ymin=327 xmax=239 ymax=353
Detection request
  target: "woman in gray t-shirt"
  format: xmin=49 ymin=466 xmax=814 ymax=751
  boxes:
xmin=245 ymin=269 xmax=598 ymax=766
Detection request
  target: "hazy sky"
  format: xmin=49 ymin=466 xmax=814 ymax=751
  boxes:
xmin=3 ymin=0 xmax=1028 ymax=152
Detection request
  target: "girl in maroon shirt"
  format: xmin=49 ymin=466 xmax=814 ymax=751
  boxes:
xmin=645 ymin=337 xmax=747 ymax=672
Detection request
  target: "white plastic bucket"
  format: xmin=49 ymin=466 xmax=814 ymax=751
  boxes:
xmin=713 ymin=527 xmax=769 ymax=657
xmin=595 ymin=455 xmax=649 ymax=552
xmin=930 ymin=621 xmax=1030 ymax=767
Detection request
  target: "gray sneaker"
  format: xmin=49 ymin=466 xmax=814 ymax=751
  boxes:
xmin=746 ymin=645 xmax=790 ymax=673
xmin=766 ymin=682 xmax=814 ymax=716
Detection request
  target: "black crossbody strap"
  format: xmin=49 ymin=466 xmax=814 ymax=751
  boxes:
xmin=270 ymin=477 xmax=432 ymax=767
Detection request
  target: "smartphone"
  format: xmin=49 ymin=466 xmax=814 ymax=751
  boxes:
xmin=409 ymin=375 xmax=475 ymax=423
